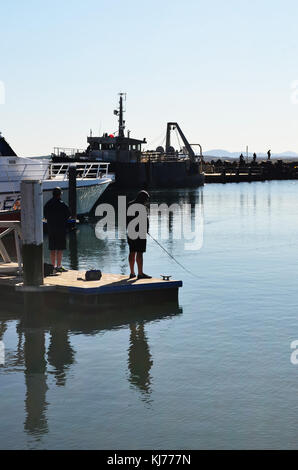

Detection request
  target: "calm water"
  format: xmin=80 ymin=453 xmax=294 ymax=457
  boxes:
xmin=1 ymin=180 xmax=298 ymax=450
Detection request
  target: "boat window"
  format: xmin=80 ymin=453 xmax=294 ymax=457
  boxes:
xmin=130 ymin=144 xmax=140 ymax=151
xmin=101 ymin=144 xmax=116 ymax=150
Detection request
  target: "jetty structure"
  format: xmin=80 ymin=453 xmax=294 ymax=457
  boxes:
xmin=52 ymin=93 xmax=205 ymax=189
xmin=203 ymin=157 xmax=298 ymax=183
xmin=0 ymin=180 xmax=182 ymax=311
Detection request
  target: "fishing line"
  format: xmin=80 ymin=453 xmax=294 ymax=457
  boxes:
xmin=148 ymin=232 xmax=200 ymax=279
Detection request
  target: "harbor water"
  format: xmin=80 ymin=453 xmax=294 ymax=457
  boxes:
xmin=1 ymin=180 xmax=298 ymax=449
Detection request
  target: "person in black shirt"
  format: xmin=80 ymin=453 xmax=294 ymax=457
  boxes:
xmin=44 ymin=187 xmax=70 ymax=272
xmin=127 ymin=190 xmax=152 ymax=280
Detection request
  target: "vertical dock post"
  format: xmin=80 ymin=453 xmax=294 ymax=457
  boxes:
xmin=68 ymin=164 xmax=77 ymax=220
xmin=21 ymin=180 xmax=44 ymax=286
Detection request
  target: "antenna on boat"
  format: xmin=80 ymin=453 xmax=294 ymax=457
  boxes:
xmin=115 ymin=92 xmax=127 ymax=137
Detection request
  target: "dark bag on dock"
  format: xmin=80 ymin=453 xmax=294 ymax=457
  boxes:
xmin=85 ymin=270 xmax=102 ymax=281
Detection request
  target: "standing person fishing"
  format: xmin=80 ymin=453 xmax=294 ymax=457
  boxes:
xmin=127 ymin=190 xmax=152 ymax=280
xmin=44 ymin=187 xmax=71 ymax=272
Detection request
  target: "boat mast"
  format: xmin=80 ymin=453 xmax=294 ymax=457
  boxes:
xmin=118 ymin=93 xmax=126 ymax=138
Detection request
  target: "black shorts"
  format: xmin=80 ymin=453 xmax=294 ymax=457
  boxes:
xmin=48 ymin=232 xmax=67 ymax=251
xmin=127 ymin=237 xmax=147 ymax=253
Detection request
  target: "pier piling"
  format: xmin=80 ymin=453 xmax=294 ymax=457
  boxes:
xmin=21 ymin=180 xmax=44 ymax=286
xmin=68 ymin=164 xmax=77 ymax=220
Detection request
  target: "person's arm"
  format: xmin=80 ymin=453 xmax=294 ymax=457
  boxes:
xmin=44 ymin=202 xmax=49 ymax=219
xmin=64 ymin=203 xmax=71 ymax=220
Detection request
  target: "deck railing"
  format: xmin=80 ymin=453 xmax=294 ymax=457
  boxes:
xmin=49 ymin=162 xmax=110 ymax=180
xmin=0 ymin=161 xmax=110 ymax=183
xmin=0 ymin=221 xmax=22 ymax=272
xmin=141 ymin=152 xmax=195 ymax=163
xmin=53 ymin=147 xmax=86 ymax=157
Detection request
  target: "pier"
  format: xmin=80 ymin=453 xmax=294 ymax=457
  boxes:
xmin=203 ymin=160 xmax=298 ymax=183
xmin=205 ymin=168 xmax=265 ymax=183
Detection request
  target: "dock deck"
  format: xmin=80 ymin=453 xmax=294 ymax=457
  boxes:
xmin=0 ymin=264 xmax=183 ymax=311
xmin=44 ymin=271 xmax=182 ymax=295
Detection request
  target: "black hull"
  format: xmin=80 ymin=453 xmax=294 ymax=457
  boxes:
xmin=109 ymin=161 xmax=204 ymax=189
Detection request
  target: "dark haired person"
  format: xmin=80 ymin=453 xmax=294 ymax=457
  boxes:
xmin=44 ymin=187 xmax=70 ymax=272
xmin=127 ymin=190 xmax=152 ymax=280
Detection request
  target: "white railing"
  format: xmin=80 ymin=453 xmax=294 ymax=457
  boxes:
xmin=49 ymin=162 xmax=110 ymax=180
xmin=0 ymin=161 xmax=49 ymax=182
xmin=0 ymin=221 xmax=22 ymax=272
xmin=0 ymin=160 xmax=110 ymax=183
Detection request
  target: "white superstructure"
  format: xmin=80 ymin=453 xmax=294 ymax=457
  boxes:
xmin=0 ymin=156 xmax=114 ymax=215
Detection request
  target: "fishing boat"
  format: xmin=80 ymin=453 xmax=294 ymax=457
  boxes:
xmin=52 ymin=93 xmax=205 ymax=189
xmin=0 ymin=133 xmax=114 ymax=220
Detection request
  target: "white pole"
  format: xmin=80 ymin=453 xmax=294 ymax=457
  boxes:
xmin=21 ymin=180 xmax=44 ymax=286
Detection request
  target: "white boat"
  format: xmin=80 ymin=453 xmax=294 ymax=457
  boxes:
xmin=0 ymin=134 xmax=114 ymax=216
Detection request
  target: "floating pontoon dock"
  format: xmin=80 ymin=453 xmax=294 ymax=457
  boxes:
xmin=0 ymin=266 xmax=182 ymax=311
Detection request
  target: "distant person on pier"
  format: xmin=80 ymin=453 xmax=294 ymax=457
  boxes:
xmin=253 ymin=153 xmax=257 ymax=162
xmin=239 ymin=154 xmax=245 ymax=165
xmin=127 ymin=190 xmax=152 ymax=280
xmin=267 ymin=150 xmax=271 ymax=160
xmin=44 ymin=187 xmax=70 ymax=273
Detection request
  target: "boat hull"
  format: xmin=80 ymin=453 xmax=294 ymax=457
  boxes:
xmin=42 ymin=178 xmax=112 ymax=214
xmin=108 ymin=161 xmax=205 ymax=189
xmin=0 ymin=178 xmax=112 ymax=216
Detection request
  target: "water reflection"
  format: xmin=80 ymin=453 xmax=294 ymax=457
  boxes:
xmin=68 ymin=231 xmax=79 ymax=271
xmin=0 ymin=320 xmax=7 ymax=342
xmin=267 ymin=183 xmax=272 ymax=212
xmin=23 ymin=327 xmax=48 ymax=436
xmin=128 ymin=322 xmax=153 ymax=400
xmin=48 ymin=327 xmax=75 ymax=387
xmin=0 ymin=301 xmax=182 ymax=442
xmin=119 ymin=238 xmax=128 ymax=275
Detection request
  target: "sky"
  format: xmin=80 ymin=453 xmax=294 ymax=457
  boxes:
xmin=1 ymin=0 xmax=298 ymax=156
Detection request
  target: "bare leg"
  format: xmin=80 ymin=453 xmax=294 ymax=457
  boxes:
xmin=57 ymin=250 xmax=63 ymax=268
xmin=136 ymin=252 xmax=143 ymax=276
xmin=50 ymin=250 xmax=56 ymax=267
xmin=129 ymin=252 xmax=136 ymax=275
